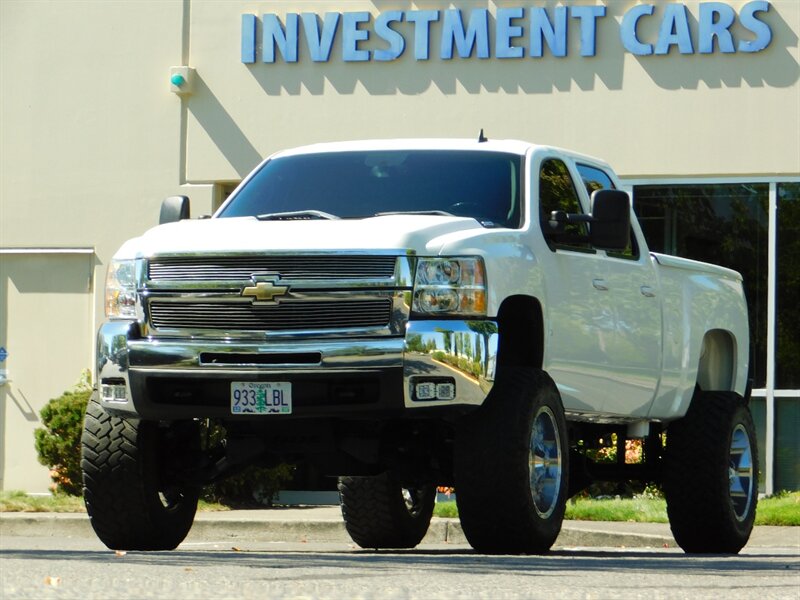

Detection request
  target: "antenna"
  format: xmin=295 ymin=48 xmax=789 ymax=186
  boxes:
xmin=478 ymin=129 xmax=488 ymax=143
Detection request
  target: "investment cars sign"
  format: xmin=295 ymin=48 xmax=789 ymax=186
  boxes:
xmin=241 ymin=2 xmax=773 ymax=63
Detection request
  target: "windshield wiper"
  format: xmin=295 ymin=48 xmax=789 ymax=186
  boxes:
xmin=256 ymin=210 xmax=340 ymax=221
xmin=374 ymin=210 xmax=455 ymax=217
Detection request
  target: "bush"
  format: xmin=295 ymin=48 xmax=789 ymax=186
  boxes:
xmin=192 ymin=419 xmax=294 ymax=507
xmin=198 ymin=420 xmax=295 ymax=506
xmin=34 ymin=372 xmax=92 ymax=496
xmin=203 ymin=463 xmax=295 ymax=507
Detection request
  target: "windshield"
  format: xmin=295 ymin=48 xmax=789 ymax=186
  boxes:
xmin=218 ymin=150 xmax=523 ymax=228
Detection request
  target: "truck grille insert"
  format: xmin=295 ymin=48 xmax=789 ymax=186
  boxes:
xmin=148 ymin=255 xmax=397 ymax=281
xmin=148 ymin=299 xmax=393 ymax=331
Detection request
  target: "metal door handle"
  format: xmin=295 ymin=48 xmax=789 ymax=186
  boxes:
xmin=592 ymin=279 xmax=609 ymax=291
xmin=640 ymin=285 xmax=656 ymax=298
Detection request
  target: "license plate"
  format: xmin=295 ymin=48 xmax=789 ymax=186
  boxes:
xmin=231 ymin=382 xmax=292 ymax=415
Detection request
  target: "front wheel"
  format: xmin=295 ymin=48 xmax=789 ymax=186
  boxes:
xmin=338 ymin=472 xmax=435 ymax=549
xmin=81 ymin=393 xmax=199 ymax=550
xmin=663 ymin=390 xmax=758 ymax=554
xmin=455 ymin=368 xmax=568 ymax=554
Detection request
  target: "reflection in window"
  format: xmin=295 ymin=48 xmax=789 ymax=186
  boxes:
xmin=776 ymin=397 xmax=800 ymax=490
xmin=577 ymin=163 xmax=637 ymax=260
xmin=539 ymin=159 xmax=589 ymax=249
xmin=633 ymin=184 xmax=769 ymax=388
xmin=219 ymin=150 xmax=522 ymax=228
xmin=576 ymin=163 xmax=616 ymax=195
xmin=777 ymin=182 xmax=800 ymax=389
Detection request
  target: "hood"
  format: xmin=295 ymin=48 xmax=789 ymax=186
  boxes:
xmin=115 ymin=215 xmax=489 ymax=259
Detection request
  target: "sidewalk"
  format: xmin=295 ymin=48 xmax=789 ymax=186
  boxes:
xmin=2 ymin=507 xmax=798 ymax=550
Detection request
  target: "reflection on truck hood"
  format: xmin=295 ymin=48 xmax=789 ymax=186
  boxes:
xmin=117 ymin=215 xmax=490 ymax=258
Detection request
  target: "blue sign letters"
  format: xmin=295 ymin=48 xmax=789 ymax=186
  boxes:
xmin=242 ymin=2 xmax=773 ymax=64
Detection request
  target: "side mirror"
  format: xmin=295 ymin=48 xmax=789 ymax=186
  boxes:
xmin=590 ymin=189 xmax=630 ymax=251
xmin=159 ymin=196 xmax=190 ymax=225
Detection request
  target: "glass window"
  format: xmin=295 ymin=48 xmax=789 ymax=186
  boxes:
xmin=577 ymin=163 xmax=638 ymax=260
xmin=777 ymin=182 xmax=800 ymax=389
xmin=539 ymin=159 xmax=590 ymax=250
xmin=748 ymin=396 xmax=767 ymax=493
xmin=633 ymin=184 xmax=769 ymax=389
xmin=776 ymin=396 xmax=800 ymax=491
xmin=576 ymin=163 xmax=616 ymax=195
xmin=219 ymin=150 xmax=522 ymax=229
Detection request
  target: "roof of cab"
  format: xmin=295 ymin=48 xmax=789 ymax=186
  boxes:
xmin=272 ymin=138 xmax=535 ymax=157
xmin=269 ymin=138 xmax=612 ymax=170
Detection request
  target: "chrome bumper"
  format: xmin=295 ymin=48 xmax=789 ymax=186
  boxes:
xmin=97 ymin=320 xmax=497 ymax=419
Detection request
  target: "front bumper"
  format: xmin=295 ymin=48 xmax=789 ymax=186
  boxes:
xmin=97 ymin=320 xmax=497 ymax=420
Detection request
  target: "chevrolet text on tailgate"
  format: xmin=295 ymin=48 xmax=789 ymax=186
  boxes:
xmin=84 ymin=138 xmax=757 ymax=554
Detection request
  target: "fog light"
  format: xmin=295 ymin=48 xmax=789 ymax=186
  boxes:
xmin=101 ymin=383 xmax=128 ymax=404
xmin=415 ymin=382 xmax=436 ymax=400
xmin=436 ymin=383 xmax=455 ymax=400
xmin=413 ymin=378 xmax=456 ymax=402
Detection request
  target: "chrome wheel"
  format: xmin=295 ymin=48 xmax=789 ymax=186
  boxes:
xmin=729 ymin=424 xmax=754 ymax=522
xmin=529 ymin=406 xmax=562 ymax=518
xmin=402 ymin=487 xmax=426 ymax=517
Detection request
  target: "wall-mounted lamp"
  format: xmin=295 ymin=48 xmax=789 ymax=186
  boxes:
xmin=169 ymin=66 xmax=195 ymax=95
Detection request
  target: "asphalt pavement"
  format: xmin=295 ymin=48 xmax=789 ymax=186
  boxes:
xmin=2 ymin=506 xmax=798 ymax=550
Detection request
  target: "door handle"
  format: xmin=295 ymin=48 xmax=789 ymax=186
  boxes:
xmin=592 ymin=279 xmax=609 ymax=291
xmin=640 ymin=285 xmax=656 ymax=298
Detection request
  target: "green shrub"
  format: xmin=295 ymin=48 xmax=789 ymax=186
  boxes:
xmin=203 ymin=463 xmax=296 ymax=507
xmin=198 ymin=420 xmax=295 ymax=506
xmin=34 ymin=373 xmax=92 ymax=496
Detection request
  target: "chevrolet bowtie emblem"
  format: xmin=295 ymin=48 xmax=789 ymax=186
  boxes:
xmin=241 ymin=281 xmax=289 ymax=304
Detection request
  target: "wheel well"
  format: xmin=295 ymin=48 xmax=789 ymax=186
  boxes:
xmin=496 ymin=295 xmax=544 ymax=369
xmin=697 ymin=329 xmax=736 ymax=392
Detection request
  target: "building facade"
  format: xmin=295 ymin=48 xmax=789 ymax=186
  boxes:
xmin=1 ymin=0 xmax=798 ymax=493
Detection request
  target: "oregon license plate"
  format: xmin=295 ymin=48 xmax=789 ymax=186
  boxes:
xmin=230 ymin=382 xmax=292 ymax=415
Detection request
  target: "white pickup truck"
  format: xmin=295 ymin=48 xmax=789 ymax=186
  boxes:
xmin=83 ymin=138 xmax=757 ymax=555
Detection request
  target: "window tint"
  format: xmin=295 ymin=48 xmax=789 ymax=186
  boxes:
xmin=633 ymin=183 xmax=768 ymax=388
xmin=577 ymin=163 xmax=616 ymax=195
xmin=776 ymin=182 xmax=800 ymax=389
xmin=577 ymin=163 xmax=638 ymax=260
xmin=219 ymin=150 xmax=522 ymax=229
xmin=539 ymin=159 xmax=590 ymax=250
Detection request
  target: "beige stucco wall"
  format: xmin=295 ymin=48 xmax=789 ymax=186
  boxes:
xmin=0 ymin=0 xmax=798 ymax=491
xmin=1 ymin=0 xmax=188 ymax=491
xmin=186 ymin=0 xmax=800 ymax=181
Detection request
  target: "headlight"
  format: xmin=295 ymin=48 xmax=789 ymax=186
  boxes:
xmin=413 ymin=257 xmax=487 ymax=316
xmin=105 ymin=259 xmax=138 ymax=319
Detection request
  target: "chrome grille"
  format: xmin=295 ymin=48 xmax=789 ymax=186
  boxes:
xmin=148 ymin=299 xmax=393 ymax=331
xmin=148 ymin=255 xmax=397 ymax=281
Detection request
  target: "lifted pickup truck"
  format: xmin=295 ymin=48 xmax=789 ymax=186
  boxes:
xmin=83 ymin=138 xmax=757 ymax=554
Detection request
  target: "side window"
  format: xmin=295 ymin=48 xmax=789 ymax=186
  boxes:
xmin=539 ymin=159 xmax=591 ymax=251
xmin=577 ymin=163 xmax=639 ymax=260
xmin=577 ymin=164 xmax=615 ymax=195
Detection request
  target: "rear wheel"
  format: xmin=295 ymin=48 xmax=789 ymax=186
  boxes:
xmin=455 ymin=368 xmax=568 ymax=554
xmin=338 ymin=472 xmax=435 ymax=549
xmin=81 ymin=393 xmax=199 ymax=550
xmin=663 ymin=390 xmax=758 ymax=554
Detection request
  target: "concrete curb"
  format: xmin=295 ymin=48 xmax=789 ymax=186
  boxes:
xmin=0 ymin=513 xmax=674 ymax=548
xmin=2 ymin=512 xmax=795 ymax=549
